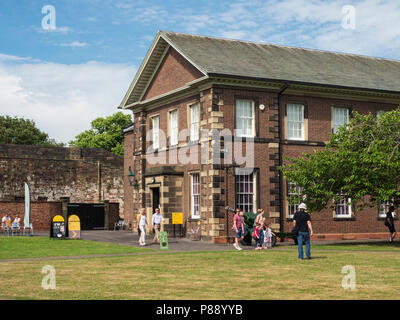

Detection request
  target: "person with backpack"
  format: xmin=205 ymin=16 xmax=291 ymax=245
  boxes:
xmin=385 ymin=206 xmax=396 ymax=244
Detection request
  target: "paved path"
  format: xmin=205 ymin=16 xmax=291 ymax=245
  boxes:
xmin=78 ymin=230 xmax=395 ymax=249
xmin=2 ymin=230 xmax=395 ymax=253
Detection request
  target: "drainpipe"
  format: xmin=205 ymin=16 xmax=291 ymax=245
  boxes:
xmin=277 ymin=83 xmax=289 ymax=241
xmin=97 ymin=161 xmax=102 ymax=202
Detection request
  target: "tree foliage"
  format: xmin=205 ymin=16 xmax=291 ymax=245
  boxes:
xmin=69 ymin=112 xmax=132 ymax=157
xmin=281 ymin=107 xmax=400 ymax=213
xmin=0 ymin=115 xmax=64 ymax=146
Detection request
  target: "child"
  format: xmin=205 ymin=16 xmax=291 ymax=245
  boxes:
xmin=264 ymin=223 xmax=276 ymax=249
xmin=253 ymin=223 xmax=263 ymax=250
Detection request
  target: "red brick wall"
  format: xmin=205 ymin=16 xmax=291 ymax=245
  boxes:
xmin=126 ymin=64 xmax=400 ymax=240
xmin=143 ymin=47 xmax=204 ymax=100
xmin=280 ymin=95 xmax=399 ymax=235
xmin=108 ymin=202 xmax=120 ymax=229
xmin=0 ymin=201 xmax=62 ymax=231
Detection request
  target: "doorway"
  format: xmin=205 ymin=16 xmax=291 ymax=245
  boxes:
xmin=152 ymin=187 xmax=160 ymax=214
xmin=67 ymin=203 xmax=105 ymax=230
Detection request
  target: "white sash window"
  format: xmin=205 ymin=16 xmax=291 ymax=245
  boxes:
xmin=151 ymin=116 xmax=159 ymax=150
xmin=333 ymin=107 xmax=349 ymax=133
xmin=235 ymin=99 xmax=255 ymax=138
xmin=190 ymin=103 xmax=199 ymax=141
xmin=191 ymin=173 xmax=200 ymax=218
xmin=287 ymin=104 xmax=304 ymax=140
xmin=169 ymin=110 xmax=178 ymax=146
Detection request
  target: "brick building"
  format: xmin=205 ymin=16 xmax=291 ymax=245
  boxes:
xmin=0 ymin=144 xmax=123 ymax=230
xmin=120 ymin=31 xmax=400 ymax=242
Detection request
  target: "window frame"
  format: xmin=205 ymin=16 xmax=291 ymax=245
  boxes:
xmin=190 ymin=172 xmax=200 ymax=219
xmin=235 ymin=99 xmax=256 ymax=138
xmin=150 ymin=115 xmax=160 ymax=150
xmin=334 ymin=196 xmax=352 ymax=218
xmin=235 ymin=169 xmax=258 ymax=213
xmin=286 ymin=181 xmax=303 ymax=219
xmin=286 ymin=104 xmax=305 ymax=141
xmin=189 ymin=103 xmax=200 ymax=142
xmin=378 ymin=200 xmax=392 ymax=219
xmin=332 ymin=107 xmax=350 ymax=134
xmin=168 ymin=109 xmax=179 ymax=146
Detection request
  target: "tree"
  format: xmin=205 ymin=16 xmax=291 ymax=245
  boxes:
xmin=69 ymin=112 xmax=132 ymax=157
xmin=280 ymin=107 xmax=400 ymax=213
xmin=0 ymin=115 xmax=64 ymax=146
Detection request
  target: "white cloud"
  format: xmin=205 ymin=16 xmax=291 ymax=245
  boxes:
xmin=176 ymin=0 xmax=400 ymax=60
xmin=0 ymin=54 xmax=33 ymax=62
xmin=60 ymin=41 xmax=88 ymax=47
xmin=0 ymin=58 xmax=136 ymax=145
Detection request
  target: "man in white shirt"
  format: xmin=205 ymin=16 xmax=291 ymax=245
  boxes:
xmin=152 ymin=208 xmax=164 ymax=244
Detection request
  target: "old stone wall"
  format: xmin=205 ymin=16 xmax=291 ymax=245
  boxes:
xmin=0 ymin=144 xmax=124 ymax=217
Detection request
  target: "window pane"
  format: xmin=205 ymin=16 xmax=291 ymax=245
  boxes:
xmin=191 ymin=173 xmax=200 ymax=218
xmin=287 ymin=104 xmax=304 ymax=140
xmin=170 ymin=110 xmax=178 ymax=145
xmin=190 ymin=104 xmax=199 ymax=141
xmin=152 ymin=116 xmax=159 ymax=149
xmin=236 ymin=99 xmax=254 ymax=137
xmin=236 ymin=172 xmax=255 ymax=213
xmin=333 ymin=107 xmax=349 ymax=133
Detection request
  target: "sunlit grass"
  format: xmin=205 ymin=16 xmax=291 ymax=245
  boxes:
xmin=1 ymin=240 xmax=400 ymax=300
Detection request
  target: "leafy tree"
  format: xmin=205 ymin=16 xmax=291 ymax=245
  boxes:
xmin=0 ymin=115 xmax=64 ymax=146
xmin=281 ymin=107 xmax=400 ymax=213
xmin=69 ymin=112 xmax=132 ymax=157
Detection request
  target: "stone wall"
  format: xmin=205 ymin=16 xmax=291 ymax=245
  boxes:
xmin=0 ymin=144 xmax=124 ymax=217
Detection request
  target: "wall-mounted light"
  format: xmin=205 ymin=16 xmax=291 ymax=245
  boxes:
xmin=128 ymin=167 xmax=139 ymax=192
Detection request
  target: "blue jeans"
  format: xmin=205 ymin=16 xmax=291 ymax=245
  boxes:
xmin=297 ymin=232 xmax=311 ymax=259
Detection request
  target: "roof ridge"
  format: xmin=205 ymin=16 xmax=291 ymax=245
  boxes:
xmin=160 ymin=30 xmax=400 ymax=64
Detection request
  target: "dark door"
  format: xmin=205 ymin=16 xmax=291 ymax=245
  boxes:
xmin=67 ymin=203 xmax=105 ymax=230
xmin=152 ymin=187 xmax=160 ymax=214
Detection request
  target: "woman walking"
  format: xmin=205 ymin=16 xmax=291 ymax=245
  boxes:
xmin=137 ymin=208 xmax=148 ymax=246
xmin=385 ymin=206 xmax=396 ymax=244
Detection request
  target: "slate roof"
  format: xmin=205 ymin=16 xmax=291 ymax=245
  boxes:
xmin=161 ymin=31 xmax=400 ymax=93
xmin=120 ymin=31 xmax=400 ymax=108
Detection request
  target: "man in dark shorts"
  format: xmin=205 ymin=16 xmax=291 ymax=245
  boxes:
xmin=385 ymin=206 xmax=396 ymax=243
xmin=233 ymin=209 xmax=243 ymax=250
xmin=293 ymin=203 xmax=313 ymax=259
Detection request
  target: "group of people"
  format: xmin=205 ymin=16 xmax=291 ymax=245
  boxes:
xmin=1 ymin=214 xmax=21 ymax=230
xmin=232 ymin=204 xmax=313 ymax=259
xmin=232 ymin=208 xmax=276 ymax=251
xmin=133 ymin=202 xmax=397 ymax=253
xmin=136 ymin=208 xmax=164 ymax=246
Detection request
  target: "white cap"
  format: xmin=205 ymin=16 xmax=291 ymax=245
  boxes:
xmin=298 ymin=203 xmax=307 ymax=210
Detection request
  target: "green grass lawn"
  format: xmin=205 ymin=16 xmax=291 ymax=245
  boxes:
xmin=0 ymin=237 xmax=152 ymax=259
xmin=1 ymin=237 xmax=400 ymax=300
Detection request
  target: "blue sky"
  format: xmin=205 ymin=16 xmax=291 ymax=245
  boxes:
xmin=0 ymin=0 xmax=399 ymax=144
